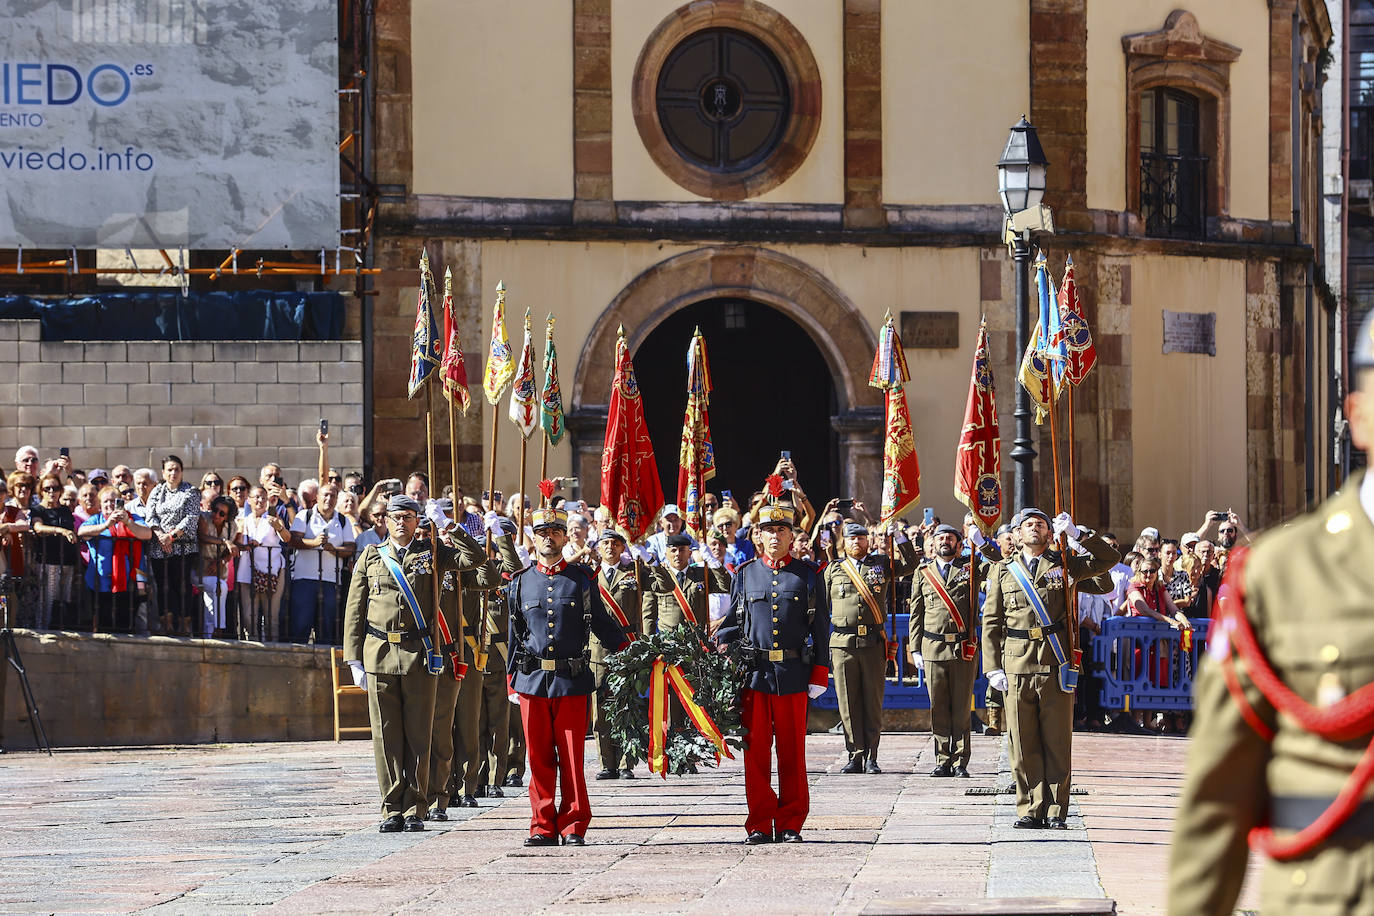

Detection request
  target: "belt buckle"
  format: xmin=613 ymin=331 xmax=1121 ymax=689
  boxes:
xmin=540 ymin=658 xmax=557 ymax=671
xmin=946 ymin=633 xmax=959 ymax=643
xmin=1028 ymin=625 xmax=1044 ymax=639
xmin=768 ymin=649 xmax=784 ymax=662
xmin=857 ymin=625 xmax=867 ymax=637
xmin=387 ymin=631 xmax=402 ymax=644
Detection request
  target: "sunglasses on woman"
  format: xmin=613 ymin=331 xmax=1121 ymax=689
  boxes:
xmin=42 ymin=485 xmax=62 ymax=492
xmin=203 ymin=478 xmax=222 ymax=487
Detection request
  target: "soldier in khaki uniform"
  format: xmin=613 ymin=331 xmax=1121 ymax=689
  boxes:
xmin=982 ymin=508 xmax=1116 ymax=829
xmin=590 ymin=528 xmax=649 ymax=780
xmin=467 ymin=527 xmax=525 ymax=799
xmin=1168 ymin=314 xmax=1374 ymax=914
xmin=639 ymin=532 xmax=731 ymax=635
xmin=827 ymin=521 xmax=917 ymax=774
xmin=343 ymin=495 xmax=487 ymax=832
xmin=908 ymin=524 xmax=996 ymax=776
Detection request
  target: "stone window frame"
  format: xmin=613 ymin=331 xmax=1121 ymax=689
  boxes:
xmin=1122 ymin=10 xmax=1241 ymax=228
xmin=631 ymin=0 xmax=822 ymax=201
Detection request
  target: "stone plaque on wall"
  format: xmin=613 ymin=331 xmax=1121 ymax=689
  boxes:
xmin=1162 ymin=310 xmax=1216 ymax=356
xmin=899 ymin=311 xmax=959 ymax=349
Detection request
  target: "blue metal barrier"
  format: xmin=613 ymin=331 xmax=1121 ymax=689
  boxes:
xmin=1092 ymin=617 xmax=1210 ymax=711
xmin=812 ymin=612 xmax=989 ymax=711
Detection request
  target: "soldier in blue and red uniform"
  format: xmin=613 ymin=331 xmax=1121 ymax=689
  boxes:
xmin=507 ymin=505 xmax=632 ymax=847
xmin=715 ymin=503 xmax=830 ymax=844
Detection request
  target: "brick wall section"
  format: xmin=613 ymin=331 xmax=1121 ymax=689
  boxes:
xmin=0 ymin=320 xmax=363 ymax=484
xmin=1246 ymin=260 xmax=1281 ymax=525
xmin=1030 ymin=0 xmax=1089 ymax=233
xmin=843 ymin=0 xmax=882 ymax=229
xmin=1093 ymin=256 xmax=1133 ymax=529
xmin=1269 ymin=0 xmax=1295 ymax=228
xmin=373 ymin=0 xmax=413 ymax=201
xmin=573 ymin=0 xmax=615 ymax=223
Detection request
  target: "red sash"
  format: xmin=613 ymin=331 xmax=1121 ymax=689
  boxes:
xmin=110 ymin=524 xmax=142 ymax=593
xmin=921 ymin=564 xmax=978 ymax=661
xmin=599 ymin=573 xmax=638 ymax=640
xmin=667 ymin=570 xmax=700 ymax=626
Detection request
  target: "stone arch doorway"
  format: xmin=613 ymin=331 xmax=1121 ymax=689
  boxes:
xmin=568 ymin=246 xmax=884 ymax=511
xmin=634 ymin=297 xmax=838 ymax=506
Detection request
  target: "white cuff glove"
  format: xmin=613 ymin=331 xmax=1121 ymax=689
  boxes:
xmin=890 ymin=522 xmax=908 ymax=545
xmin=483 ymin=510 xmax=502 ymax=533
xmin=523 ymin=525 xmax=535 ymax=541
xmin=911 ymin=652 xmax=924 ymax=670
xmin=1052 ymin=512 xmax=1080 ymax=540
xmin=631 ymin=544 xmax=655 ymax=564
xmin=968 ymin=527 xmax=987 ymax=549
xmin=702 ymin=550 xmax=722 ymax=569
xmin=347 ymin=660 xmax=367 ymax=690
xmin=806 ymin=683 xmax=826 ymax=700
xmin=507 ymin=691 xmax=521 ymax=706
xmin=986 ymin=668 xmax=1009 ymax=693
xmin=425 ymin=500 xmax=451 ymax=530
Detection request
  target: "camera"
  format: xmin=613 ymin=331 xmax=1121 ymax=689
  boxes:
xmin=319 ymin=418 xmax=329 ymax=435
xmin=1210 ymin=511 xmax=1227 ymax=522
xmin=272 ymin=475 xmax=285 ymax=487
xmin=836 ymin=498 xmax=854 ymax=513
xmin=780 ymin=450 xmax=791 ymax=460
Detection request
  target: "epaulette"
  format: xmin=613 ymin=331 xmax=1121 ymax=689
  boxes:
xmin=735 ymin=557 xmax=758 ymax=574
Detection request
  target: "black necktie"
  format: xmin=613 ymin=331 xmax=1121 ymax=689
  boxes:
xmin=1028 ymin=557 xmax=1038 ymax=576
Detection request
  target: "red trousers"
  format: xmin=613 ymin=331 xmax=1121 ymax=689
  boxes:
xmin=741 ymin=688 xmax=810 ymax=836
xmin=519 ymin=693 xmax=591 ymax=838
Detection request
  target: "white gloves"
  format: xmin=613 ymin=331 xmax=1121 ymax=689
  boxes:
xmin=889 ymin=521 xmax=907 ymax=545
xmin=968 ymin=527 xmax=987 ymax=549
xmin=911 ymin=652 xmax=924 ymax=670
xmin=425 ymin=500 xmax=451 ymax=531
xmin=347 ymin=660 xmax=367 ymax=690
xmin=1052 ymin=513 xmax=1080 ymax=540
xmin=807 ymin=683 xmax=826 ymax=700
xmin=507 ymin=691 xmax=522 ymax=706
xmin=986 ymin=668 xmax=1009 ymax=693
xmin=523 ymin=525 xmax=535 ymax=541
xmin=483 ymin=510 xmax=502 ymax=533
xmin=631 ymin=543 xmax=655 ymax=564
xmin=701 ymin=550 xmax=722 ymax=569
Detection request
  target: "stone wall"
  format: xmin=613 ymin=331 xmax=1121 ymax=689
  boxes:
xmin=0 ymin=319 xmax=364 ymax=484
xmin=0 ymin=630 xmax=365 ymax=748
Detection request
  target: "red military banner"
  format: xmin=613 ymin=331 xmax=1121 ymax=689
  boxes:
xmin=601 ymin=328 xmax=665 ymax=541
xmin=955 ymin=318 xmax=1002 ymax=536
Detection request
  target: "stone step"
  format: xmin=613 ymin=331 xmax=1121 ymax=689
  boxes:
xmin=863 ymin=899 xmax=1116 ymax=915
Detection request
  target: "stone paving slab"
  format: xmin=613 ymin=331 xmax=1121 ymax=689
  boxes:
xmin=0 ymin=731 xmax=1262 ymax=915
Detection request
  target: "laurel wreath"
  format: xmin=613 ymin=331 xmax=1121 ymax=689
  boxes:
xmin=602 ymin=623 xmax=748 ymax=775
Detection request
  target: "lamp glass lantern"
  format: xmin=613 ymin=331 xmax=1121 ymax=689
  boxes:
xmin=997 ymin=116 xmax=1049 ymax=216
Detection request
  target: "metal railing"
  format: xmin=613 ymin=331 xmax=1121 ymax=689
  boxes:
xmin=1140 ymin=152 xmax=1209 ymax=240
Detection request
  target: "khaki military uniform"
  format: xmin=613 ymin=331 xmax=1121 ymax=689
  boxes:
xmin=1170 ymin=477 xmax=1374 ymax=915
xmin=591 ymin=560 xmax=649 ymax=772
xmin=642 ymin=562 xmax=731 ymax=634
xmin=826 ymin=541 xmax=917 ymax=767
xmin=461 ymin=533 xmax=524 ymax=798
xmin=982 ymin=532 xmax=1116 ymax=821
xmin=343 ymin=528 xmax=486 ymax=818
xmin=909 ymin=551 xmax=990 ymax=771
xmin=425 ymin=547 xmax=500 ymax=814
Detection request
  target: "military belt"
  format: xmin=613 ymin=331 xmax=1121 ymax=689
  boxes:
xmin=832 ymin=625 xmax=872 ymax=637
xmin=366 ymin=624 xmax=427 ymax=645
xmin=1005 ymin=620 xmax=1064 ymax=640
xmin=518 ymin=654 xmax=587 ymax=676
xmin=766 ymin=648 xmax=804 ymax=662
xmin=1270 ymin=796 xmax=1374 ymax=838
xmin=922 ymin=630 xmax=962 ymax=643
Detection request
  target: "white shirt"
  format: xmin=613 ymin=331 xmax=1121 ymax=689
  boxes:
xmin=236 ymin=513 xmax=286 ymax=582
xmin=1106 ymin=562 xmax=1133 ymax=607
xmin=289 ymin=508 xmax=355 ymax=581
xmin=355 ymin=527 xmax=385 ymax=553
xmin=1078 ymin=591 xmax=1112 ymax=625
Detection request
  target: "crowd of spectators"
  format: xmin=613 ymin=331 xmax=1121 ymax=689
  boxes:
xmin=0 ymin=443 xmax=1239 ymax=731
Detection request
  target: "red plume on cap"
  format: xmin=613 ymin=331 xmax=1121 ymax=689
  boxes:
xmin=765 ymin=474 xmax=784 ymax=499
xmin=538 ymin=479 xmax=556 ymax=500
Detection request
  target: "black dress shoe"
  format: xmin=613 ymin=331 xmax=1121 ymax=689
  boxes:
xmin=841 ymin=756 xmax=865 ymax=774
xmin=524 ymin=833 xmax=559 ymax=847
xmin=459 ymin=794 xmax=478 ymax=808
xmin=474 ymin=784 xmax=488 ymax=798
xmin=618 ymin=767 xmax=636 ymax=779
xmin=930 ymin=764 xmax=952 ymax=777
xmin=379 ymin=814 xmax=404 ymax=833
xmin=504 ymin=774 xmax=523 ymax=788
xmin=744 ymin=831 xmax=773 ymax=845
xmin=777 ymin=830 xmax=804 ymax=843
xmin=952 ymin=766 xmax=970 ymax=778
xmin=403 ymin=815 xmax=425 ymax=832
xmin=595 ymin=768 xmax=619 ymax=780
xmin=428 ymin=807 xmax=448 ymax=821
xmin=486 ymin=785 xmax=504 ymax=798
xmin=562 ymin=833 xmax=586 ymax=846
xmin=1013 ymin=815 xmax=1045 ymax=829
xmin=1047 ymin=817 xmax=1068 ymax=829
xmin=864 ymin=759 xmax=882 ymax=774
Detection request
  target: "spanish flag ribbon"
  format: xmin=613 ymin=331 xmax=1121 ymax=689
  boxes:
xmin=646 ymin=656 xmax=735 ymax=779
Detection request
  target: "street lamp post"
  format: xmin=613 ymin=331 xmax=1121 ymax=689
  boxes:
xmin=997 ymin=116 xmax=1050 ymax=513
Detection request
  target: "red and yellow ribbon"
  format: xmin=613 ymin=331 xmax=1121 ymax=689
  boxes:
xmin=647 ymin=655 xmax=735 ymax=779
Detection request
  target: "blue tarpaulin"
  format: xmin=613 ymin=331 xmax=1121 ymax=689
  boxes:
xmin=0 ymin=291 xmax=345 ymax=341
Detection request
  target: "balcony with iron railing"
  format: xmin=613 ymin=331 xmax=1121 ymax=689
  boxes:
xmin=1140 ymin=152 xmax=1209 ymax=240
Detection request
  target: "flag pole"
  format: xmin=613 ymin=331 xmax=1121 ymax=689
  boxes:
xmin=425 ymin=378 xmax=443 ymax=647
xmin=518 ymin=437 xmax=528 ymax=531
xmin=1066 ymin=386 xmax=1077 ymax=519
xmin=539 ymin=436 xmax=549 ymax=507
xmin=447 ymin=391 xmax=466 ymax=650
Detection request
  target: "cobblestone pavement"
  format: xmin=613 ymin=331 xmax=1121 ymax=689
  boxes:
xmin=0 ymin=731 xmax=1259 ymax=915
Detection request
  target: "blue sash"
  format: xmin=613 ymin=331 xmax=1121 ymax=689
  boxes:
xmin=1006 ymin=559 xmax=1077 ymax=693
xmin=380 ymin=544 xmax=442 ymax=675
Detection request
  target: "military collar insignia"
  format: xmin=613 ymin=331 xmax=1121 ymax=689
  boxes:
xmin=537 ymin=558 xmax=569 ymax=576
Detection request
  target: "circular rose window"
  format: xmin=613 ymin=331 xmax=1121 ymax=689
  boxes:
xmin=633 ymin=2 xmax=821 ymax=200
